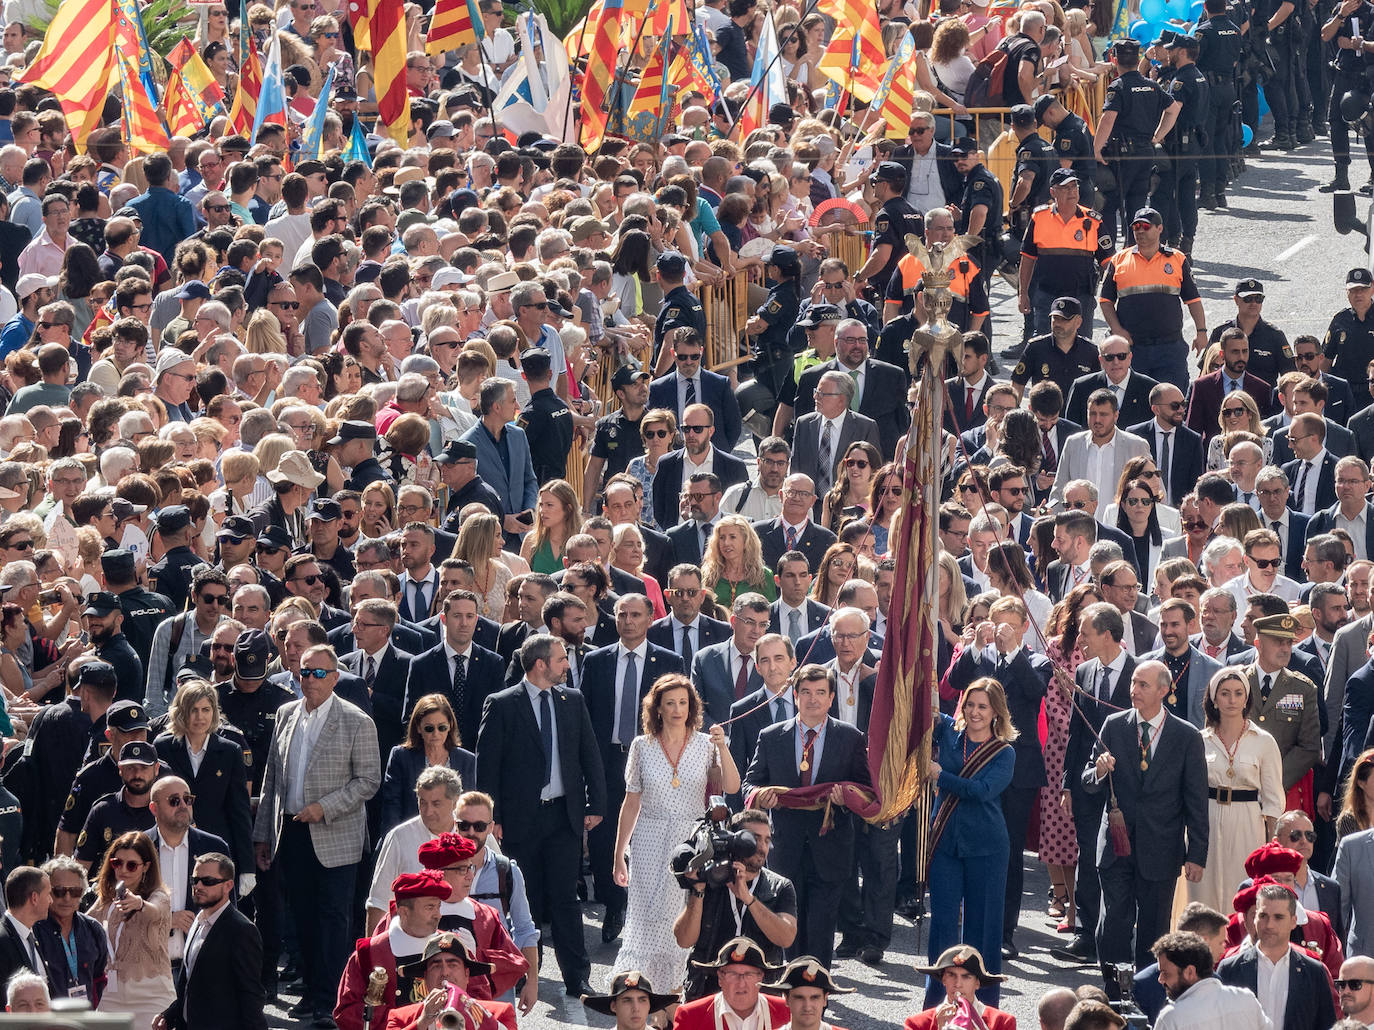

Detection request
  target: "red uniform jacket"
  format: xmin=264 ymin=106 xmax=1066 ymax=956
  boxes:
xmin=384 ymin=996 xmax=517 ymax=1030
xmin=673 ymin=993 xmax=792 ymax=1030
xmin=369 ymin=901 xmax=528 ymax=1002
xmin=905 ymin=1006 xmax=1017 ymax=1030
xmin=335 ymin=929 xmax=408 ymax=1030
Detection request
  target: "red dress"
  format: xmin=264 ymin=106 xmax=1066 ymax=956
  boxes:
xmin=905 ymin=1004 xmax=1018 ymax=1030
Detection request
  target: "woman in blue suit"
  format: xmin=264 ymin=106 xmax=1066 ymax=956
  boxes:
xmin=380 ymin=694 xmax=477 ymax=831
xmin=923 ymin=676 xmax=1017 ymax=1010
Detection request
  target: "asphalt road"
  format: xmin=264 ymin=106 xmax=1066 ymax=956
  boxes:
xmin=263 ymin=134 xmax=1369 ymax=1030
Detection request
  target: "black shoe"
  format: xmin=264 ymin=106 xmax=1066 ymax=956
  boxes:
xmin=1214 ymin=194 xmax=1228 ymax=208
xmin=601 ymin=909 xmax=625 ymax=944
xmin=567 ymin=980 xmax=595 ymax=998
xmin=1320 ymin=177 xmax=1352 ymax=193
xmin=1198 ymin=192 xmax=1217 ymax=209
xmin=1243 ymin=142 xmax=1262 ymax=156
xmin=289 ymin=1000 xmax=314 ymax=1017
xmin=835 ymin=939 xmax=862 ymax=959
xmin=1297 ymin=124 xmax=1316 ymax=144
xmin=1002 ymin=940 xmax=1020 ymax=961
xmin=1051 ymin=936 xmax=1097 ymax=964
xmin=859 ymin=946 xmax=885 ymax=967
xmin=313 ymin=1016 xmax=338 ymax=1030
xmin=1360 ymin=181 xmax=1374 ymax=197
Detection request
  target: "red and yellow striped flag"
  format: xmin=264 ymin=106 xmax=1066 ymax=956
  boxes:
xmin=817 ymin=0 xmax=887 ymax=103
xmin=165 ymin=70 xmax=206 ymax=138
xmin=873 ymin=29 xmax=917 ymax=139
xmin=578 ymin=0 xmax=622 ymax=154
xmin=426 ymin=0 xmax=481 ymax=56
xmin=16 ymin=0 xmax=117 ymax=151
xmin=116 ymin=47 xmax=168 ymax=154
xmin=166 ymin=37 xmax=224 ymax=138
xmin=627 ymin=29 xmax=670 ymax=120
xmin=648 ymin=0 xmax=688 ymax=35
xmin=227 ymin=43 xmax=263 ymax=135
xmin=371 ymin=0 xmax=411 ymax=146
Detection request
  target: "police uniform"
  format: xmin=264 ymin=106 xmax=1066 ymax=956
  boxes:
xmin=147 ymin=544 xmax=208 ymax=615
xmin=1012 ymin=133 xmax=1058 ymax=228
xmin=1156 ymin=46 xmax=1210 ymax=251
xmin=588 ymin=408 xmax=645 ymax=481
xmin=1012 ymin=332 xmax=1101 ymax=400
xmin=1050 ymin=111 xmax=1098 ymax=186
xmin=955 ymin=162 xmax=1004 ymax=293
xmin=1020 ymin=199 xmax=1114 ymax=336
xmin=884 ymin=251 xmax=990 ymax=332
xmin=1253 ymin=0 xmax=1299 ymax=148
xmin=1099 ymin=232 xmax=1204 ymax=389
xmin=1324 ymin=0 xmax=1374 ymax=191
xmin=218 ymin=680 xmax=295 ymax=797
xmin=74 ymin=787 xmax=157 ymax=869
xmin=1196 ymin=11 xmax=1244 ymax=204
xmin=654 ymin=283 xmax=708 ymax=366
xmin=59 ymin=752 xmax=172 ymax=843
xmin=1209 ymin=317 xmax=1295 ymax=388
xmin=112 ymin=585 xmax=172 ymax=673
xmin=345 ymin=455 xmax=392 ymax=492
xmin=1323 ymin=277 xmax=1374 ymax=391
xmin=519 ymin=386 xmax=576 ymax=483
xmin=1099 ymin=62 xmax=1175 ymax=243
xmin=870 ymin=194 xmax=925 ymax=297
xmin=750 ymin=269 xmax=802 ymax=397
xmin=16 ymin=696 xmax=91 ymax=862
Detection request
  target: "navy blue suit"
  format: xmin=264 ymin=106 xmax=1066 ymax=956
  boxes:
xmin=379 ymin=743 xmax=476 ymax=830
xmin=1217 ymin=943 xmax=1336 ymax=1030
xmin=648 ymin=370 xmax=743 ymax=452
xmin=651 ymin=448 xmax=750 ymax=530
xmin=1125 ymin=419 xmax=1205 ymax=507
xmin=646 ymin=614 xmax=731 ymax=656
xmin=402 ymin=641 xmax=505 ymax=753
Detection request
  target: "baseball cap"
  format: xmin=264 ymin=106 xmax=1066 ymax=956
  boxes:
xmin=611 ymin=365 xmax=651 ymax=391
xmin=434 ymin=439 xmax=478 ymax=464
xmin=111 ymin=498 xmax=147 ymax=521
xmin=872 ymin=161 xmax=907 ymax=185
xmin=1131 ymin=207 xmax=1164 ymax=227
xmin=1050 ymin=297 xmax=1082 ymax=319
xmin=306 ymin=499 xmax=342 ymax=523
xmin=15 ymin=274 xmax=56 ymax=300
xmin=217 ymin=515 xmax=255 ymax=541
xmin=174 ymin=281 xmax=212 ymax=301
xmin=1049 ymin=168 xmax=1080 ymax=187
xmin=1034 ymin=94 xmax=1059 ymax=121
xmin=1347 ymin=268 xmax=1373 ymax=288
xmin=426 ymin=120 xmax=457 ymax=140
xmin=256 ymin=525 xmax=292 ymax=551
xmin=118 ymin=740 xmax=158 ymax=767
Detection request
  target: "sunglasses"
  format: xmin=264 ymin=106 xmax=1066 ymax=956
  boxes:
xmin=1339 ymin=980 xmax=1372 ymax=991
xmin=191 ymin=875 xmax=230 ymax=887
xmin=1184 ymin=519 xmax=1210 ymax=530
xmin=292 ymin=575 xmax=321 ymax=586
xmin=1162 ymin=401 xmax=1185 ymax=410
xmin=6 ymin=539 xmax=32 ymax=550
xmin=162 ymin=794 xmax=196 ymax=808
xmin=643 ymin=428 xmax=671 ymax=439
xmin=1222 ymin=407 xmax=1247 ymax=416
xmin=1287 ymin=829 xmax=1318 ymax=843
xmin=1101 ymin=353 xmax=1130 ymax=362
xmin=1124 ymin=496 xmax=1154 ymax=507
xmin=845 ymin=459 xmax=870 ymax=469
xmin=682 ymin=425 xmax=710 ymax=435
xmin=206 ymin=204 xmax=231 ymax=213
xmin=51 ymin=886 xmax=83 ymax=899
xmin=257 ymin=544 xmax=283 ymax=555
xmin=958 ymin=484 xmax=980 ymax=494
xmin=200 ymin=594 xmax=231 ymax=607
xmin=111 ymin=860 xmax=144 ymax=872
xmin=456 ymin=819 xmax=489 ymax=832
xmin=421 ymin=723 xmax=450 ymax=734
xmin=1249 ymin=557 xmax=1281 ymax=569
xmin=520 ymin=301 xmax=549 ymax=310
xmin=302 ymin=667 xmax=333 ymax=679
xmin=674 ymin=353 xmax=703 ymax=363
xmin=1002 ymin=486 xmax=1026 ymax=495
xmin=271 ymin=301 xmax=301 ymax=311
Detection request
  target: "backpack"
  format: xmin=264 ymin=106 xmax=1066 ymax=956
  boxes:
xmin=471 ymin=852 xmax=515 ymax=918
xmin=963 ymin=47 xmax=1010 ymax=109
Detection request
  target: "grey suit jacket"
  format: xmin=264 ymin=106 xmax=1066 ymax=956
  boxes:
xmin=1161 ymin=535 xmax=1191 ymax=562
xmin=1327 ymin=612 xmax=1374 ymax=759
xmin=790 ymin=410 xmax=882 ymax=490
xmin=1335 ymin=826 xmax=1374 ymax=957
xmin=1140 ymin=645 xmax=1220 ymax=729
xmin=1049 ymin=428 xmax=1151 ymax=508
xmin=251 ymin=694 xmax=381 ymax=868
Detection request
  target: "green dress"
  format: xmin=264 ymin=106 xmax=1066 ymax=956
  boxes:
xmin=712 ymin=569 xmax=777 ymax=607
xmin=529 ymin=538 xmax=562 ymax=575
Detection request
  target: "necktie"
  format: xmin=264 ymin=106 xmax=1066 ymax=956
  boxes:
xmin=1113 ymin=385 xmax=1123 ymax=406
xmin=1041 ymin=429 xmax=1057 ymax=471
xmin=1139 ymin=720 xmax=1152 ymax=769
xmin=25 ymin=932 xmax=38 ymax=973
xmin=700 ymin=522 xmax=711 ymax=552
xmin=1098 ymin=666 xmax=1112 ymax=702
xmin=1205 ymin=643 xmax=1222 ymax=657
xmin=1227 ymin=378 xmax=1238 ymax=393
xmin=452 ymin=654 xmax=467 ymax=713
xmin=1071 ymin=565 xmax=1085 ymax=587
xmin=964 ymin=386 xmax=975 ymax=424
xmin=735 ymin=655 xmax=751 ymax=699
xmin=849 ymin=369 xmax=861 ymax=410
xmin=685 ymin=376 xmax=696 ymax=408
xmin=539 ymin=690 xmax=553 ymax=788
xmin=617 ymin=651 xmax=638 ymax=744
xmin=818 ymin=422 xmax=834 ymax=490
xmin=1261 ymin=674 xmax=1273 ymax=704
xmin=1160 ymin=431 xmax=1172 ymax=499
xmin=774 ymin=698 xmax=787 ymax=722
xmin=785 ymin=524 xmax=798 ymax=551
xmin=800 ymin=728 xmax=817 ymax=786
xmin=1243 ymin=491 xmax=1253 ymax=506
xmin=364 ymin=656 xmax=376 ymax=694
xmin=681 ymin=625 xmax=694 ymax=667
xmin=1296 ymin=461 xmax=1311 ymax=510
xmin=787 ymin=608 xmax=802 ymax=644
xmin=413 ymin=580 xmax=427 ymax=619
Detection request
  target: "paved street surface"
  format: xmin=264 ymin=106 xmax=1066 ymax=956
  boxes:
xmin=266 ymin=138 xmax=1365 ymax=1029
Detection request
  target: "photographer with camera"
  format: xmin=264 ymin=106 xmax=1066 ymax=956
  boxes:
xmin=672 ymin=808 xmax=797 ymax=1002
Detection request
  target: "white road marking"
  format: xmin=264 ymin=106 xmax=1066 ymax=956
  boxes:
xmin=1276 ymin=235 xmax=1316 ymax=262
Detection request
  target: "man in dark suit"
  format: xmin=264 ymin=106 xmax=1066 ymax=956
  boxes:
xmin=648 ymin=327 xmax=743 ymax=451
xmin=1082 ymin=658 xmax=1209 ymax=970
xmin=163 ymin=851 xmax=268 ymax=1030
xmin=769 ymin=552 xmax=831 ymax=644
xmin=790 ymin=325 xmax=910 ymax=458
xmin=146 ymin=776 xmax=232 ymax=967
xmin=1065 ymin=338 xmax=1158 ymax=428
xmin=1348 ymin=360 xmax=1374 ymax=460
xmin=743 ymin=664 xmax=870 ymax=966
xmin=1272 ymin=810 xmax=1346 ymax=939
xmin=891 ymin=116 xmax=963 ymax=207
xmin=1256 ymin=468 xmax=1312 ymax=581
xmin=397 ymin=524 xmax=442 ymax=623
xmin=692 ymin=594 xmax=771 ymax=726
xmin=1284 ymin=412 xmax=1340 ymax=516
xmin=646 ymin=565 xmax=731 ymax=659
xmin=1217 ymin=883 xmax=1337 ymax=1030
xmin=475 ymin=633 xmax=606 ymax=997
xmin=1126 ymin=382 xmax=1205 ymax=508
xmin=665 ymin=472 xmax=723 ymax=567
xmin=1025 ymin=382 xmax=1081 ymax=505
xmin=1053 ymin=601 xmax=1136 ymax=966
xmin=495 ymin=573 xmax=559 ymax=666
xmin=1184 ymin=329 xmax=1278 ymax=443
xmin=404 ymin=590 xmax=505 ymax=751
xmin=942 ymin=332 xmax=996 ymax=436
xmin=580 ymin=593 xmax=683 ymax=943
xmin=651 ymin=405 xmax=749 ymax=530
xmin=1293 ymin=335 xmax=1355 ymax=424
xmin=726 ymin=634 xmax=798 ymax=784
xmin=1306 ymin=455 xmax=1374 ymax=559
xmin=340 ymin=598 xmax=413 ymax=763
xmin=1270 ymin=377 xmax=1357 ymax=464
xmin=328 ymin=571 xmax=432 ymax=657
xmin=754 ymin=476 xmax=838 ymax=574
xmin=790 ymin=372 xmax=882 ymax=503
xmin=0 ymin=866 xmax=49 ymax=991
xmin=946 ymin=597 xmax=1052 ymax=959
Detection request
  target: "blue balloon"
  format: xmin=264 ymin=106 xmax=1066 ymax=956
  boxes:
xmin=1257 ymin=87 xmax=1270 ymax=116
xmin=1242 ymin=123 xmax=1254 ymax=147
xmin=1189 ymin=0 xmax=1205 ymax=18
xmin=1129 ymin=18 xmax=1156 ymax=43
xmin=1140 ymin=0 xmax=1170 ymax=23
xmin=1166 ymin=0 xmax=1190 ymax=18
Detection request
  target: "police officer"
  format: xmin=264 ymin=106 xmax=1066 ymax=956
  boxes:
xmin=101 ymin=549 xmax=171 ymax=674
xmin=518 ymin=347 xmax=575 ymax=483
xmin=82 ymin=591 xmax=145 ymax=705
xmin=950 ymin=138 xmax=1004 ymax=292
xmin=1035 ymin=94 xmax=1098 ymax=191
xmin=1009 ymin=104 xmax=1058 ymax=236
xmin=743 ymin=245 xmax=803 ymax=399
xmin=1095 ymin=40 xmax=1181 ymax=244
xmin=583 ymin=366 xmax=648 ymax=513
xmin=653 ymin=251 xmax=707 ymax=372
xmin=217 ymin=630 xmax=294 ymax=800
xmin=147 ymin=505 xmax=208 ymax=613
xmin=1208 ymin=278 xmax=1296 ymax=387
xmin=74 ymin=739 xmax=163 ymax=871
xmin=1157 ymin=35 xmax=1210 ymax=256
xmin=883 ymin=207 xmax=990 ymax=342
xmin=1012 ymin=296 xmax=1101 ymax=401
xmin=253 ymin=526 xmax=290 ymax=606
xmin=854 ymin=161 xmax=924 ymax=301
xmin=1018 ymin=169 xmax=1113 ymax=338
xmin=336 ymin=421 xmax=391 ymax=493
xmin=1320 ymin=0 xmax=1374 ymax=194
xmin=1255 ymin=0 xmax=1299 ymax=149
xmin=1196 ymin=0 xmax=1244 ymax=208
xmin=1292 ymin=0 xmax=1318 ymax=142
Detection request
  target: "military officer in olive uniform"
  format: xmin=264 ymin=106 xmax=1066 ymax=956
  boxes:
xmin=1156 ymin=35 xmax=1210 ymax=256
xmin=337 ymin=420 xmax=392 ymax=493
xmin=1095 ymin=39 xmax=1181 ymax=244
xmin=1245 ymin=613 xmax=1322 ymax=796
xmin=101 ymin=549 xmax=171 ymax=674
xmin=854 ymin=161 xmax=924 ymax=301
xmin=744 ymin=245 xmax=804 ymax=400
xmin=73 ymin=739 xmax=166 ymax=870
xmin=1036 ymin=94 xmax=1098 ymax=194
xmin=147 ymin=506 xmax=208 ymax=614
xmin=518 ymin=348 xmax=576 ymax=484
xmin=1196 ymin=0 xmax=1244 ymax=207
xmin=653 ymin=251 xmax=707 ymax=370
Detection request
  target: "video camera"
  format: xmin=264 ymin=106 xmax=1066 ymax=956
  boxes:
xmin=670 ymin=796 xmax=759 ymax=890
xmin=1104 ymin=963 xmax=1150 ymax=1030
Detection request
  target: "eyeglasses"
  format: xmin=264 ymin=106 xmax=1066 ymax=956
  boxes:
xmin=1124 ymin=496 xmax=1154 ymax=507
xmin=833 ymin=632 xmax=867 ymax=643
xmin=256 ymin=544 xmax=282 ymax=555
xmin=271 ymin=300 xmax=300 ymax=310
xmin=161 ymin=793 xmax=196 ymax=808
xmin=682 ymin=425 xmax=711 ymax=435
xmin=821 ymin=281 xmax=845 ymax=290
xmin=845 ymin=458 xmax=869 ymax=469
xmin=199 ymin=594 xmax=231 ymax=607
xmin=206 ymin=204 xmax=231 ymax=213
xmin=910 ymin=127 xmax=932 ymax=135
xmin=111 ymin=860 xmax=144 ymax=872
xmin=447 ymin=863 xmax=478 ymax=875
xmin=685 ymin=492 xmax=719 ymax=502
xmin=643 ymin=428 xmax=671 ymax=439
xmin=1107 ymin=581 xmax=1140 ymax=591
xmin=1184 ymin=519 xmax=1209 ymax=530
xmin=51 ymin=886 xmax=83 ymax=899
xmin=1287 ymin=829 xmax=1318 ymax=843
xmin=1221 ymin=406 xmax=1247 ymax=417
xmin=1249 ymin=557 xmax=1281 ymax=569
xmin=292 ymin=575 xmax=321 ymax=586
xmin=191 ymin=875 xmax=230 ymax=887
xmin=210 ymin=643 xmax=234 ymax=653
xmin=421 ymin=723 xmax=450 ymax=734
xmin=301 ymin=667 xmax=333 ymax=679
xmin=456 ymin=819 xmax=489 ymax=832
xmin=1160 ymin=401 xmax=1185 ymax=410
xmin=1101 ymin=353 xmax=1129 ymax=362
xmin=759 ymin=456 xmax=788 ymax=468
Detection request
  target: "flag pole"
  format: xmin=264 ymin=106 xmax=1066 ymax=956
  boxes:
xmin=604 ymin=0 xmax=659 ymax=143
xmin=721 ymin=0 xmax=823 ymax=137
xmin=562 ymin=13 xmax=595 ymax=143
xmin=474 ymin=33 xmax=501 ymax=144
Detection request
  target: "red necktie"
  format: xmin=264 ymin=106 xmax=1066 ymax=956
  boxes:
xmin=735 ymin=656 xmax=751 ymax=699
xmin=800 ymin=728 xmax=816 ymax=786
xmin=1205 ymin=643 xmax=1222 ymax=658
xmin=965 ymin=387 xmax=975 ymax=424
xmin=1041 ymin=429 xmax=1056 ymax=471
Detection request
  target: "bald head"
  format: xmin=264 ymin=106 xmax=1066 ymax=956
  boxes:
xmin=1038 ymin=988 xmax=1080 ymax=1030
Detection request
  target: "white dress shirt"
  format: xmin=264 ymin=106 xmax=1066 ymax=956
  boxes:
xmin=1294 ymin=450 xmax=1327 ymax=515
xmin=4 ymin=913 xmax=37 ymax=972
xmin=676 ymin=371 xmax=702 ymax=416
xmin=285 ymin=691 xmax=335 ymax=814
xmin=524 ymin=680 xmax=565 ymax=801
xmin=1086 ymin=431 xmax=1121 ymax=503
xmin=1254 ymin=944 xmax=1291 ymax=1030
xmin=1336 ymin=505 xmax=1370 ymax=560
xmin=832 ymin=661 xmax=864 ymax=727
xmin=159 ymin=836 xmax=190 ymax=960
xmin=1136 ymin=707 xmax=1166 ymax=760
xmin=684 ymin=448 xmax=715 ymax=479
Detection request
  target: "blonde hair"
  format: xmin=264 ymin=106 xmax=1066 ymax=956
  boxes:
xmin=252 ymin=433 xmax=295 ymax=475
xmin=529 ymin=479 xmax=582 ymax=558
xmin=169 ymin=678 xmax=221 ymax=738
xmin=700 ymin=514 xmax=768 ymax=593
xmin=244 ymin=309 xmax=287 ymax=354
xmin=956 ymin=676 xmax=1019 ymax=742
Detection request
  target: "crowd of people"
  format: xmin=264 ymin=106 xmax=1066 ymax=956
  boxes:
xmin=0 ymin=0 xmax=1367 ymax=1027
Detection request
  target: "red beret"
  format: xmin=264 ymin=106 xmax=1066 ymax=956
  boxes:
xmin=417 ymin=832 xmax=478 ymax=870
xmin=392 ymin=870 xmax=452 ymax=901
xmin=1244 ymin=842 xmax=1303 ymax=879
xmin=1235 ymin=875 xmax=1298 ymax=914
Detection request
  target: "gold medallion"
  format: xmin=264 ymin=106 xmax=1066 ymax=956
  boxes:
xmin=1168 ymin=693 xmax=1177 ymax=706
xmin=671 ymin=775 xmax=680 ymax=788
xmin=1227 ymin=767 xmax=1235 ymax=779
xmin=800 ymin=760 xmax=811 ymax=772
xmin=1140 ymin=760 xmax=1149 ymax=771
